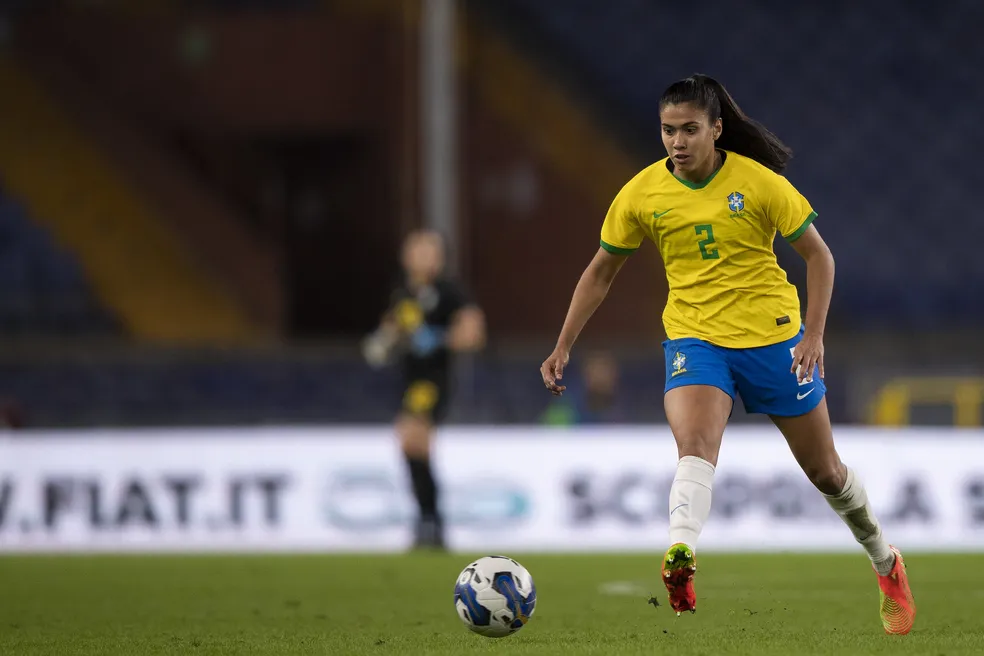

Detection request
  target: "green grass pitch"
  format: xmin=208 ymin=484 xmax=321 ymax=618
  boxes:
xmin=0 ymin=552 xmax=982 ymax=655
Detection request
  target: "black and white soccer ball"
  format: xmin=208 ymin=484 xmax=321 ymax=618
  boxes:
xmin=453 ymin=555 xmax=537 ymax=638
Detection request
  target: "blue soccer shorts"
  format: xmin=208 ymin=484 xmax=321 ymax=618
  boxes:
xmin=663 ymin=325 xmax=826 ymax=417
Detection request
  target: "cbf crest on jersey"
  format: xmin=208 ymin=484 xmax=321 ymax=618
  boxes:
xmin=727 ymin=191 xmax=745 ymax=218
xmin=672 ymin=351 xmax=687 ymax=377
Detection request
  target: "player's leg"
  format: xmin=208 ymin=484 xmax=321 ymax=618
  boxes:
xmin=739 ymin=334 xmax=896 ymax=568
xmin=661 ymin=339 xmax=736 ymax=614
xmin=771 ymin=399 xmax=915 ymax=634
xmin=664 ymin=385 xmax=731 ymax=546
xmin=771 ymin=399 xmax=891 ymax=561
xmin=397 ymin=379 xmax=448 ymax=550
xmin=732 ymin=328 xmax=915 ymax=633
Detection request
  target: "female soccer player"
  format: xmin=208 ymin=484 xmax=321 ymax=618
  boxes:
xmin=539 ymin=75 xmax=915 ymax=634
xmin=364 ymin=230 xmax=485 ymax=550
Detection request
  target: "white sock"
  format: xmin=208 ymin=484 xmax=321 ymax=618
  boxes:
xmin=823 ymin=467 xmax=895 ymax=575
xmin=668 ymin=456 xmax=715 ymax=551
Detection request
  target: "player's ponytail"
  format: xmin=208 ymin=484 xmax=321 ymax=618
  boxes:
xmin=659 ymin=74 xmax=793 ymax=173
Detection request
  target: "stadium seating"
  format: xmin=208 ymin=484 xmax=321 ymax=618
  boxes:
xmin=0 ymin=191 xmax=117 ymax=336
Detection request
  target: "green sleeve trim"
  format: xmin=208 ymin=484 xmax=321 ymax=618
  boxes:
xmin=785 ymin=211 xmax=817 ymax=243
xmin=600 ymin=239 xmax=638 ymax=255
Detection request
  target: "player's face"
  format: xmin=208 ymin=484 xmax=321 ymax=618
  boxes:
xmin=402 ymin=232 xmax=445 ymax=282
xmin=660 ymin=103 xmax=722 ymax=175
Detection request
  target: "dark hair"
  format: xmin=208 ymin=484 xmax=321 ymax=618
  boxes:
xmin=659 ymin=74 xmax=792 ymax=173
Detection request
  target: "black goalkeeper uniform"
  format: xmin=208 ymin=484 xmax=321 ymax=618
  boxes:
xmin=389 ymin=278 xmax=469 ymax=422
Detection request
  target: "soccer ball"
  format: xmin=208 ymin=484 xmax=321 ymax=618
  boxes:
xmin=453 ymin=555 xmax=537 ymax=638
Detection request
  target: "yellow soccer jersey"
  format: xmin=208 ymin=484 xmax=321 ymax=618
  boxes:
xmin=600 ymin=150 xmax=816 ymax=348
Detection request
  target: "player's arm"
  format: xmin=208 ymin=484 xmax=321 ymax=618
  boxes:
xmin=542 ymin=248 xmax=629 ymax=395
xmin=447 ymin=305 xmax=486 ymax=353
xmin=556 ymin=248 xmax=627 ymax=353
xmin=788 ymin=223 xmax=834 ymax=379
xmin=789 ymin=224 xmax=834 ymax=337
xmin=766 ymin=174 xmax=832 ymax=380
xmin=362 ymin=308 xmax=401 ymax=369
xmin=542 ymin=179 xmax=642 ymax=395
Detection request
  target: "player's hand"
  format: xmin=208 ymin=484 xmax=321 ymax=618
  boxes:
xmin=790 ymin=332 xmax=824 ymax=383
xmin=361 ymin=327 xmax=397 ymax=369
xmin=541 ymin=348 xmax=570 ymax=396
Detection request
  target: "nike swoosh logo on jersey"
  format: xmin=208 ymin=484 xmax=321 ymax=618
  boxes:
xmin=653 ymin=209 xmax=672 ymax=219
xmin=797 ymin=388 xmax=815 ymax=400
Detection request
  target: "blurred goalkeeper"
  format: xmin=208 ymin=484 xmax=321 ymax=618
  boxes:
xmin=363 ymin=230 xmax=486 ymax=550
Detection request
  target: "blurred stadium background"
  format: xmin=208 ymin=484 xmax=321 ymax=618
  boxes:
xmin=0 ymin=0 xmax=982 ymax=552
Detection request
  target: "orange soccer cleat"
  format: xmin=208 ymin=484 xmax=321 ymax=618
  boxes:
xmin=661 ymin=543 xmax=697 ymax=615
xmin=877 ymin=546 xmax=916 ymax=635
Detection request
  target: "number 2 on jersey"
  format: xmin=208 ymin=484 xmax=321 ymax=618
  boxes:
xmin=695 ymin=224 xmax=719 ymax=260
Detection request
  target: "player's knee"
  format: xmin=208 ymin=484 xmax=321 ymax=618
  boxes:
xmin=804 ymin=461 xmax=846 ymax=495
xmin=674 ymin=430 xmax=722 ymax=465
xmin=397 ymin=414 xmax=432 ymax=458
